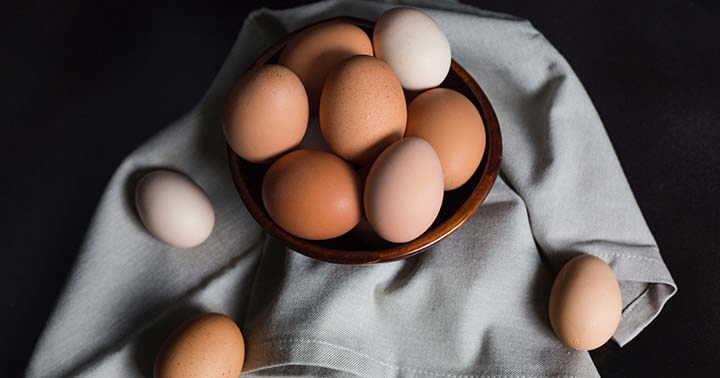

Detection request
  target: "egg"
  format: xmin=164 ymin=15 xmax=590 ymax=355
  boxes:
xmin=135 ymin=170 xmax=214 ymax=248
xmin=223 ymin=64 xmax=308 ymax=163
xmin=549 ymin=255 xmax=622 ymax=351
xmin=364 ymin=137 xmax=444 ymax=243
xmin=262 ymin=149 xmax=361 ymax=240
xmin=154 ymin=313 xmax=245 ymax=378
xmin=405 ymin=88 xmax=486 ymax=190
xmin=279 ymin=20 xmax=373 ymax=109
xmin=319 ymin=55 xmax=406 ymax=165
xmin=373 ymin=7 xmax=451 ymax=91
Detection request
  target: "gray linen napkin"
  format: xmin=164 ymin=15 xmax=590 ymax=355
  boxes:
xmin=26 ymin=1 xmax=677 ymax=377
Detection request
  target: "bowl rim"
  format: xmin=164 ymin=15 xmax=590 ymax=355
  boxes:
xmin=228 ymin=16 xmax=502 ymax=264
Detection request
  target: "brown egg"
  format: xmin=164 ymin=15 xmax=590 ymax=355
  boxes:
xmin=549 ymin=255 xmax=622 ymax=351
xmin=154 ymin=313 xmax=245 ymax=378
xmin=223 ymin=64 xmax=308 ymax=163
xmin=405 ymin=88 xmax=486 ymax=190
xmin=262 ymin=149 xmax=361 ymax=240
xmin=319 ymin=55 xmax=406 ymax=165
xmin=279 ymin=21 xmax=373 ymax=109
xmin=364 ymin=137 xmax=444 ymax=243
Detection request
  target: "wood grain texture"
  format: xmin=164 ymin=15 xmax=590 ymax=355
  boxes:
xmin=228 ymin=17 xmax=502 ymax=264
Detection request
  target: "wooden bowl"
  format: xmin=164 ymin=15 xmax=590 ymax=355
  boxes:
xmin=228 ymin=16 xmax=502 ymax=264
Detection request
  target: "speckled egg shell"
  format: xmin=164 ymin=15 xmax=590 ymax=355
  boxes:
xmin=279 ymin=21 xmax=373 ymax=110
xmin=319 ymin=55 xmax=406 ymax=166
xmin=154 ymin=313 xmax=245 ymax=378
xmin=223 ymin=64 xmax=308 ymax=163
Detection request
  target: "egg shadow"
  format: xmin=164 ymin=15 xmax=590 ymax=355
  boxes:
xmin=129 ymin=304 xmax=207 ymax=378
xmin=381 ymin=251 xmax=426 ymax=294
xmin=529 ymin=240 xmax=565 ymax=333
xmin=530 ymin=254 xmax=556 ymax=334
xmin=193 ymin=102 xmax=229 ymax=179
xmin=60 ymin=302 xmax=207 ymax=377
xmin=238 ymin=237 xmax=298 ymax=336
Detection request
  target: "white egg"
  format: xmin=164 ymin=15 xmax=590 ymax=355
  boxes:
xmin=135 ymin=170 xmax=215 ymax=248
xmin=373 ymin=7 xmax=451 ymax=91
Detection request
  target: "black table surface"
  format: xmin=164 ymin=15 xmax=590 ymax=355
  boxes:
xmin=3 ymin=1 xmax=718 ymax=376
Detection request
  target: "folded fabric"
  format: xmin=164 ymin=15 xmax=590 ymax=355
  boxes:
xmin=26 ymin=1 xmax=677 ymax=377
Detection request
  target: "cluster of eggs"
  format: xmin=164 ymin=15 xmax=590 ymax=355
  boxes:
xmin=135 ymin=10 xmax=624 ymax=376
xmin=224 ymin=8 xmax=487 ymax=244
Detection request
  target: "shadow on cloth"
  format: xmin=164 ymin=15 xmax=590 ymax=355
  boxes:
xmin=130 ymin=304 xmax=207 ymax=377
xmin=62 ymin=236 xmax=263 ymax=377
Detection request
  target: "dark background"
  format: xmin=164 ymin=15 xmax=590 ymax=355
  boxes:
xmin=2 ymin=0 xmax=718 ymax=376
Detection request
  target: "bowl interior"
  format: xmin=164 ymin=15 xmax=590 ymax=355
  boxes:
xmin=228 ymin=17 xmax=502 ymax=264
